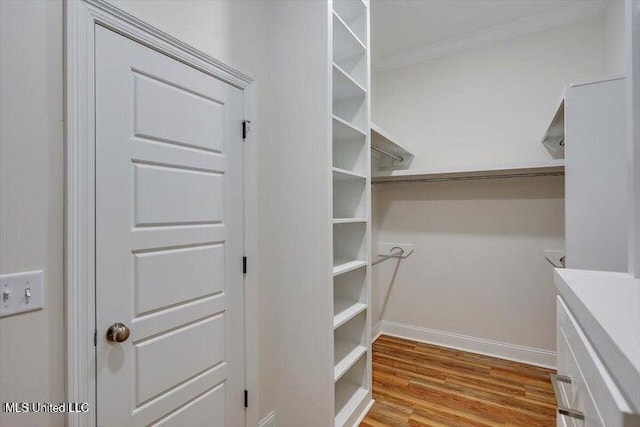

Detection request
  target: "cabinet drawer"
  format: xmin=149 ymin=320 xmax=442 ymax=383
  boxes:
xmin=557 ymin=297 xmax=639 ymax=427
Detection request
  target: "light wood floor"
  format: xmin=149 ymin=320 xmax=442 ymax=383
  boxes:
xmin=360 ymin=335 xmax=557 ymax=427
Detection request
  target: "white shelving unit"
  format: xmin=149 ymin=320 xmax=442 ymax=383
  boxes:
xmin=330 ymin=1 xmax=373 ymax=425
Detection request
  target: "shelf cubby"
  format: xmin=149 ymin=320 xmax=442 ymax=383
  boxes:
xmin=333 ymin=268 xmax=366 ymax=329
xmin=334 ymin=355 xmax=369 ymax=427
xmin=333 ymin=116 xmax=366 ymax=174
xmin=334 ymin=266 xmax=366 ymax=307
xmin=333 ymin=174 xmax=366 ymax=219
xmin=333 ymin=0 xmax=367 ymax=47
xmin=333 ymin=64 xmax=366 ymax=101
xmin=333 ymin=221 xmax=365 ymax=263
xmin=334 ymin=310 xmax=367 ymax=381
xmin=333 ymin=95 xmax=366 ymax=134
xmin=332 ymin=12 xmax=367 ymax=88
xmin=334 ymin=342 xmax=367 ymax=382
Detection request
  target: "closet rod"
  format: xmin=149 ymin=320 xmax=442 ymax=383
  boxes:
xmin=371 ymin=145 xmax=404 ymax=163
xmin=373 ymin=171 xmax=564 ymax=185
xmin=372 ymin=247 xmax=404 ymax=266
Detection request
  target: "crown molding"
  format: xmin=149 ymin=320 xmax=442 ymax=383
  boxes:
xmin=375 ymin=0 xmax=608 ymax=72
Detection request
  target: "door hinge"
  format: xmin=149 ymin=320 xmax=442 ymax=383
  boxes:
xmin=243 ymin=256 xmax=247 ymax=274
xmin=94 ymin=330 xmax=97 ymax=346
xmin=244 ymin=389 xmax=248 ymax=408
xmin=242 ymin=120 xmax=251 ymax=141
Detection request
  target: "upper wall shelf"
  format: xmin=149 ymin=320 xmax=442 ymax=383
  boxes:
xmin=541 ymin=88 xmax=566 ymax=159
xmin=541 ymin=76 xmax=626 ymax=160
xmin=371 ymin=123 xmax=414 ymax=170
xmin=372 ymin=159 xmax=565 ymax=183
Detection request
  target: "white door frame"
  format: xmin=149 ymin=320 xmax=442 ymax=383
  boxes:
xmin=64 ymin=1 xmax=259 ymax=426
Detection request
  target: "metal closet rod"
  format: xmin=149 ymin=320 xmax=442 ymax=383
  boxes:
xmin=372 ymin=145 xmax=404 ymax=163
xmin=373 ymin=171 xmax=565 ymax=185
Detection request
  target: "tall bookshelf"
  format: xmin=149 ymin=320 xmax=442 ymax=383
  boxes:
xmin=329 ymin=1 xmax=373 ymax=425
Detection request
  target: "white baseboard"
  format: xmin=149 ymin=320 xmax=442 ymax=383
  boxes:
xmin=380 ymin=320 xmax=556 ymax=369
xmin=258 ymin=411 xmax=276 ymax=427
xmin=372 ymin=322 xmax=382 ymax=343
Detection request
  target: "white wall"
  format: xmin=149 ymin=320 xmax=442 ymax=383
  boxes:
xmin=603 ymin=0 xmax=626 ymax=76
xmin=371 ymin=16 xmax=609 ymax=363
xmin=372 ymin=16 xmax=605 ymax=171
xmin=0 ymin=1 xmax=279 ymax=425
xmin=373 ymin=177 xmax=564 ymax=355
xmin=0 ymin=2 xmax=65 ymax=426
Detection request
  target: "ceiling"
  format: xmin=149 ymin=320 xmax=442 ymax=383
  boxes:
xmin=371 ymin=0 xmax=607 ymax=69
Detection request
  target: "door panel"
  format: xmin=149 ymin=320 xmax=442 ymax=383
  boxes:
xmin=133 ymin=72 xmax=225 ymax=153
xmin=132 ymin=163 xmax=224 ymax=226
xmin=95 ymin=25 xmax=244 ymax=427
xmin=133 ymin=244 xmax=224 ymax=315
xmin=151 ymin=384 xmax=226 ymax=427
xmin=135 ymin=315 xmax=225 ymax=405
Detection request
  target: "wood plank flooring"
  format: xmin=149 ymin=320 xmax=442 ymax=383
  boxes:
xmin=360 ymin=335 xmax=557 ymax=427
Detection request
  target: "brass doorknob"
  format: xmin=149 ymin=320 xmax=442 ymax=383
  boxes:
xmin=106 ymin=323 xmax=130 ymax=343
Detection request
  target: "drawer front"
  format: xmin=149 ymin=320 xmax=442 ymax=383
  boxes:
xmin=557 ymin=296 xmax=638 ymax=427
xmin=557 ymin=322 xmax=603 ymax=427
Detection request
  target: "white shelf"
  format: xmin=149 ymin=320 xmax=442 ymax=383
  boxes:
xmin=333 ymin=167 xmax=366 ymax=180
xmin=333 ymin=259 xmax=367 ymax=276
xmin=333 ymin=115 xmax=365 ymax=139
xmin=334 ymin=382 xmax=368 ymax=427
xmin=371 ymin=123 xmax=414 ymax=170
xmin=373 ymin=159 xmax=565 ymax=183
xmin=334 ymin=343 xmax=367 ymax=382
xmin=333 ymin=300 xmax=367 ymax=329
xmin=541 ymin=88 xmax=566 ymax=159
xmin=333 ymin=64 xmax=366 ymax=101
xmin=333 ymin=218 xmax=366 ymax=224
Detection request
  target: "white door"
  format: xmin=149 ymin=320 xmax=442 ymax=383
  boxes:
xmin=95 ymin=25 xmax=245 ymax=427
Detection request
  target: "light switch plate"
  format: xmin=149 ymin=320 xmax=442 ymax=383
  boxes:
xmin=378 ymin=242 xmax=414 ymax=258
xmin=0 ymin=270 xmax=44 ymax=318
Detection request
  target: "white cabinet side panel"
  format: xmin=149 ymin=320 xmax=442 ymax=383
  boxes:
xmin=565 ymin=78 xmax=628 ymax=272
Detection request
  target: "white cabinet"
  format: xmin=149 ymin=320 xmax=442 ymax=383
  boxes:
xmin=555 ymin=296 xmax=640 ymax=426
xmin=559 ymin=77 xmax=629 ymax=272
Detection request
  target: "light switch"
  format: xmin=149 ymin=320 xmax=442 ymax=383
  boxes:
xmin=0 ymin=270 xmax=44 ymax=318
